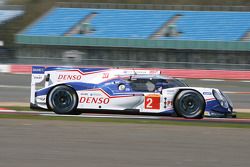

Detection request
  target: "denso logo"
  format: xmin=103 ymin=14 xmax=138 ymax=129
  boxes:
xmin=79 ymin=97 xmax=110 ymax=104
xmin=58 ymin=74 xmax=82 ymax=80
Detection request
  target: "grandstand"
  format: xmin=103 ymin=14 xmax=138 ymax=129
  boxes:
xmin=20 ymin=8 xmax=250 ymax=41
xmin=15 ymin=6 xmax=250 ymax=69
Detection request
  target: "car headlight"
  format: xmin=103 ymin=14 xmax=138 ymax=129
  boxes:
xmin=221 ymin=91 xmax=233 ymax=108
xmin=212 ymin=89 xmax=229 ymax=108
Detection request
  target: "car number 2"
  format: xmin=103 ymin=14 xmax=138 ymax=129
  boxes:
xmin=144 ymin=95 xmax=160 ymax=110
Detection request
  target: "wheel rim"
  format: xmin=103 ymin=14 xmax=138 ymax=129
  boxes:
xmin=51 ymin=89 xmax=74 ymax=112
xmin=179 ymin=93 xmax=201 ymax=117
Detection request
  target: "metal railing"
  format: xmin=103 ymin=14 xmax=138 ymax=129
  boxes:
xmin=0 ymin=5 xmax=24 ymax=10
xmin=8 ymin=56 xmax=250 ymax=70
xmin=57 ymin=2 xmax=250 ymax=11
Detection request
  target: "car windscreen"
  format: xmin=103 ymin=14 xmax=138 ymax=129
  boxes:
xmin=129 ymin=78 xmax=188 ymax=92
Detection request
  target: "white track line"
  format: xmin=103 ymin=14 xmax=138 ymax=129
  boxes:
xmin=240 ymin=80 xmax=250 ymax=83
xmin=200 ymin=79 xmax=225 ymax=82
xmin=224 ymin=91 xmax=250 ymax=94
xmin=0 ymin=85 xmax=30 ymax=89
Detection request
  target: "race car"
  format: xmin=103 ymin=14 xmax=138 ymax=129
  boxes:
xmin=30 ymin=66 xmax=236 ymax=118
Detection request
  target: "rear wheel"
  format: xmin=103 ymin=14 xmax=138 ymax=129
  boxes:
xmin=174 ymin=90 xmax=205 ymax=119
xmin=47 ymin=85 xmax=79 ymax=114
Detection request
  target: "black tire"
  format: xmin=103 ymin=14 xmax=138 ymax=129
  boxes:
xmin=174 ymin=90 xmax=205 ymax=119
xmin=47 ymin=85 xmax=79 ymax=114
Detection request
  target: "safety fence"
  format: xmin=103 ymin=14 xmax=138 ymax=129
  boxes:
xmin=15 ymin=35 xmax=250 ymax=52
xmin=57 ymin=2 xmax=250 ymax=12
xmin=8 ymin=56 xmax=250 ymax=71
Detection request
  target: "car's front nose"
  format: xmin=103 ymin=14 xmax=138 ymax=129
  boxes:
xmin=206 ymin=89 xmax=236 ymax=118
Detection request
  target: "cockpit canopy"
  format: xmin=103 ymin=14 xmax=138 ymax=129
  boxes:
xmin=126 ymin=75 xmax=188 ymax=92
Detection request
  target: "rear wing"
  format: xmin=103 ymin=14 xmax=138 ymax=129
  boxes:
xmin=116 ymin=69 xmax=161 ymax=76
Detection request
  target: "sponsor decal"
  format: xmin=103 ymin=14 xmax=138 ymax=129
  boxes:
xmin=89 ymin=93 xmax=102 ymax=96
xmin=32 ymin=66 xmax=44 ymax=74
xmin=165 ymin=90 xmax=176 ymax=94
xmin=58 ymin=74 xmax=82 ymax=80
xmin=33 ymin=75 xmax=43 ymax=80
xmin=104 ymin=82 xmax=112 ymax=86
xmin=204 ymin=111 xmax=211 ymax=116
xmin=146 ymin=94 xmax=160 ymax=97
xmin=36 ymin=96 xmax=46 ymax=102
xmin=79 ymin=97 xmax=110 ymax=104
xmin=203 ymin=92 xmax=212 ymax=95
xmin=165 ymin=101 xmax=173 ymax=106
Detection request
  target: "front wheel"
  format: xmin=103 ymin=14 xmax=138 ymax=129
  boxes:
xmin=47 ymin=85 xmax=79 ymax=114
xmin=174 ymin=90 xmax=205 ymax=119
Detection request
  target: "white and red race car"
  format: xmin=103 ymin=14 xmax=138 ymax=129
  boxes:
xmin=30 ymin=66 xmax=236 ymax=118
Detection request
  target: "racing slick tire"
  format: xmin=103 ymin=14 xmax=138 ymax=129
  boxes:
xmin=47 ymin=85 xmax=79 ymax=115
xmin=174 ymin=90 xmax=205 ymax=119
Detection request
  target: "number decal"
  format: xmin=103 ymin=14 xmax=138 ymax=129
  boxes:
xmin=102 ymin=73 xmax=109 ymax=79
xmin=146 ymin=98 xmax=153 ymax=108
xmin=145 ymin=95 xmax=160 ymax=110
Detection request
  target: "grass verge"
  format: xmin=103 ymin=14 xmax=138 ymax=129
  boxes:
xmin=236 ymin=112 xmax=250 ymax=119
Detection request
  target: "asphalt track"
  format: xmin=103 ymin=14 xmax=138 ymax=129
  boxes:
xmin=0 ymin=73 xmax=249 ymax=109
xmin=0 ymin=119 xmax=250 ymax=167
